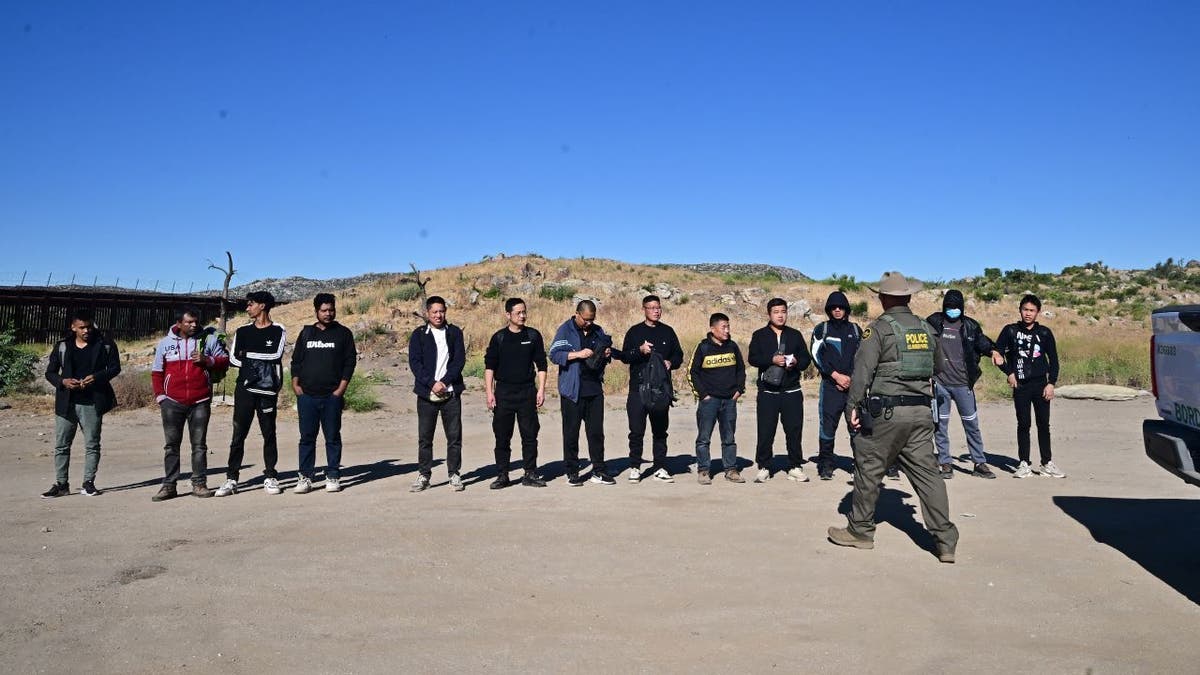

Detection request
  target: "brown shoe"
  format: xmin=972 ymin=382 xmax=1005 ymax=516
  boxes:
xmin=152 ymin=484 xmax=177 ymax=502
xmin=724 ymin=469 xmax=745 ymax=483
xmin=697 ymin=470 xmax=712 ymax=485
xmin=937 ymin=547 xmax=956 ymax=564
xmin=827 ymin=526 xmax=875 ymax=550
xmin=192 ymin=483 xmax=214 ymax=498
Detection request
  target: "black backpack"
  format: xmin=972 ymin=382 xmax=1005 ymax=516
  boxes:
xmin=638 ymin=352 xmax=674 ymax=412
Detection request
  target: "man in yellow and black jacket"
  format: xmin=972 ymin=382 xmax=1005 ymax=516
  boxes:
xmin=688 ymin=312 xmax=746 ymax=485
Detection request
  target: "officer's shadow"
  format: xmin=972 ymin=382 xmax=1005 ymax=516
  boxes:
xmin=836 ymin=487 xmax=938 ymax=553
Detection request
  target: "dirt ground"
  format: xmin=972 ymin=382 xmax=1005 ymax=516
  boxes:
xmin=1 ymin=382 xmax=1197 ymax=673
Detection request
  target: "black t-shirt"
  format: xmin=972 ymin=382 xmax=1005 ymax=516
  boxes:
xmin=484 ymin=326 xmax=548 ymax=388
xmin=578 ymin=330 xmax=604 ymax=397
xmin=68 ymin=341 xmax=98 ymax=404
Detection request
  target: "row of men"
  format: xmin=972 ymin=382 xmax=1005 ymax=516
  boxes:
xmin=41 ymin=275 xmax=1060 ymax=560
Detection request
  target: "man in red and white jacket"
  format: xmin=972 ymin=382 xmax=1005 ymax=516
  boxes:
xmin=150 ymin=306 xmax=229 ymax=501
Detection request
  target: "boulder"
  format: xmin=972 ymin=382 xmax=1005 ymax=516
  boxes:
xmin=1055 ymin=384 xmax=1146 ymax=401
xmin=787 ymin=299 xmax=812 ymax=319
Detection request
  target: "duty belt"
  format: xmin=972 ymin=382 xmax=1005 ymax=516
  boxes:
xmin=878 ymin=395 xmax=931 ymax=407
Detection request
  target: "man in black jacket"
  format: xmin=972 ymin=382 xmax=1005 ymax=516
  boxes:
xmin=748 ymin=298 xmax=813 ymax=482
xmin=290 ymin=293 xmax=357 ymax=494
xmin=41 ymin=311 xmax=121 ymax=498
xmin=408 ymin=295 xmax=467 ymax=492
xmin=810 ymin=291 xmax=862 ymax=480
xmin=926 ymin=289 xmax=1004 ymax=479
xmin=995 ymin=294 xmax=1063 ymax=479
xmin=617 ymin=295 xmax=684 ymax=483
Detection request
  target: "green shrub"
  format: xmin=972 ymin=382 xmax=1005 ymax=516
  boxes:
xmin=0 ymin=330 xmax=37 ymax=395
xmin=356 ymin=298 xmax=373 ymax=314
xmin=386 ymin=285 xmax=422 ymax=303
xmin=821 ymin=274 xmax=864 ymax=292
xmin=975 ymin=289 xmax=1002 ymax=303
xmin=538 ymin=285 xmax=576 ymax=302
xmin=481 ymin=286 xmax=504 ymax=299
xmin=463 ymin=353 xmax=486 ymax=379
xmin=850 ymin=301 xmax=869 ymax=316
xmin=983 ymin=267 xmax=1002 ymax=280
xmin=342 ymin=376 xmax=381 ymax=412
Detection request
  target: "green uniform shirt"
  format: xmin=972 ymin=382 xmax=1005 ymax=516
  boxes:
xmin=845 ymin=305 xmax=940 ymax=415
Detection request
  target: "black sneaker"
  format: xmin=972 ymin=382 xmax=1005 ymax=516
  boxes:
xmin=566 ymin=472 xmax=584 ymax=487
xmin=885 ymin=466 xmax=900 ymax=480
xmin=41 ymin=482 xmax=69 ymax=499
xmin=939 ymin=464 xmax=954 ymax=480
xmin=972 ymin=463 xmax=997 ymax=479
xmin=80 ymin=481 xmax=101 ymax=496
xmin=521 ymin=472 xmax=547 ymax=488
xmin=490 ymin=474 xmax=511 ymax=490
xmin=818 ymin=466 xmax=834 ymax=481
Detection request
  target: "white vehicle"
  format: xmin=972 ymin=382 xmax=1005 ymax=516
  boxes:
xmin=1143 ymin=304 xmax=1200 ymax=487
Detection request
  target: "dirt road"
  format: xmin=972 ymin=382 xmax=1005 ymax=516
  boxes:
xmin=1 ymin=392 xmax=1197 ymax=673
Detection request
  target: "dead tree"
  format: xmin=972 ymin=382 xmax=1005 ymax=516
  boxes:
xmin=403 ymin=262 xmax=432 ymax=320
xmin=207 ymin=251 xmax=236 ymax=333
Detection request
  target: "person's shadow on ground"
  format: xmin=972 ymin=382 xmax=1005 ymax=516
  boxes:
xmin=836 ymin=487 xmax=938 ymax=553
xmin=1055 ymin=496 xmax=1200 ymax=606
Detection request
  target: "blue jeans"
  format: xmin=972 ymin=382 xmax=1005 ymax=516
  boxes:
xmin=297 ymin=394 xmax=344 ymax=480
xmin=934 ymin=382 xmax=987 ymax=465
xmin=695 ymin=397 xmax=738 ymax=472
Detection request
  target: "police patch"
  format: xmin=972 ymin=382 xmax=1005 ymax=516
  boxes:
xmin=862 ymin=327 xmax=873 ymax=340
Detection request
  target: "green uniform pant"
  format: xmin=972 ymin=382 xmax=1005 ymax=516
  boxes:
xmin=847 ymin=405 xmax=959 ymax=551
xmin=54 ymin=404 xmax=103 ymax=485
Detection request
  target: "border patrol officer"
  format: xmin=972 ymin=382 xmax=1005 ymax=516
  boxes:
xmin=827 ymin=272 xmax=959 ymax=563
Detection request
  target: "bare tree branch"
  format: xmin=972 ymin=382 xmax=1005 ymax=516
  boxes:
xmin=207 ymin=251 xmax=236 ymax=333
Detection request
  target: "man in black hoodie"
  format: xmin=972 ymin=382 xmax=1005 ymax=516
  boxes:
xmin=748 ymin=298 xmax=812 ymax=482
xmin=290 ymin=293 xmax=357 ymax=494
xmin=926 ymin=290 xmax=1004 ymax=479
xmin=688 ymin=313 xmax=747 ymax=484
xmin=810 ymin=291 xmax=862 ymax=480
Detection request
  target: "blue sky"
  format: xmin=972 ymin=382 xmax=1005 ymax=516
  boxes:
xmin=2 ymin=2 xmax=1197 ymax=291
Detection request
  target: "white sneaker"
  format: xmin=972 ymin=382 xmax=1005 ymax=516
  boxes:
xmin=754 ymin=468 xmax=770 ymax=483
xmin=652 ymin=468 xmax=674 ymax=483
xmin=264 ymin=477 xmax=283 ymax=495
xmin=325 ymin=477 xmax=341 ymax=492
xmin=1038 ymin=461 xmax=1067 ymax=478
xmin=786 ymin=467 xmax=809 ymax=483
xmin=214 ymin=479 xmax=238 ymax=497
xmin=628 ymin=467 xmax=641 ymax=483
xmin=293 ymin=477 xmax=312 ymax=494
xmin=449 ymin=473 xmax=465 ymax=492
xmin=410 ymin=475 xmax=430 ymax=492
xmin=1013 ymin=461 xmax=1033 ymax=478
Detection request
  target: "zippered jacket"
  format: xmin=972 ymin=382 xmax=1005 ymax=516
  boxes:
xmin=152 ymin=326 xmax=230 ymax=406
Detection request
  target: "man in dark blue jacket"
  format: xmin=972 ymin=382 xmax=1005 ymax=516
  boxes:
xmin=810 ymin=291 xmax=862 ymax=480
xmin=549 ymin=299 xmax=614 ymax=486
xmin=408 ymin=295 xmax=467 ymax=492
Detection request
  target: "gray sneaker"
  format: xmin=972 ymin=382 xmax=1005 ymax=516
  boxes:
xmin=1013 ymin=461 xmax=1033 ymax=478
xmin=449 ymin=473 xmax=465 ymax=492
xmin=410 ymin=475 xmax=431 ymax=492
xmin=1038 ymin=461 xmax=1066 ymax=478
xmin=697 ymin=470 xmax=712 ymax=485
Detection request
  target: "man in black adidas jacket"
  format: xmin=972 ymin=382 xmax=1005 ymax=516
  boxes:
xmin=747 ymin=298 xmax=812 ymax=483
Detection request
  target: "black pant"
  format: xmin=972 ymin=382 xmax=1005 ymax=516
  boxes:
xmin=627 ymin=393 xmax=670 ymax=470
xmin=755 ymin=389 xmax=804 ymax=470
xmin=227 ymin=387 xmax=279 ymax=480
xmin=563 ymin=394 xmax=606 ymax=475
xmin=161 ymin=399 xmax=210 ymax=485
xmin=1013 ymin=378 xmax=1052 ymax=464
xmin=493 ymin=384 xmax=539 ymax=475
xmin=818 ymin=382 xmax=854 ymax=466
xmin=417 ymin=395 xmax=463 ymax=478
